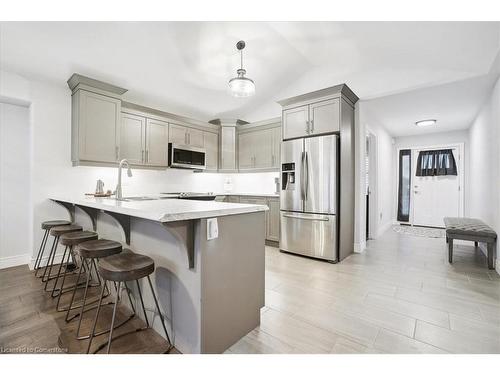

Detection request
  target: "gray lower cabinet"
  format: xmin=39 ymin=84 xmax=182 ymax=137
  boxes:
xmin=72 ymin=89 xmax=121 ymax=163
xmin=226 ymin=196 xmax=280 ymax=242
xmin=266 ymin=198 xmax=280 ymax=242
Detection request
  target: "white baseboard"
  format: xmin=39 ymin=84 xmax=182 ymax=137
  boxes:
xmin=354 ymin=240 xmax=366 ymax=253
xmin=378 ymin=221 xmax=393 ymax=237
xmin=0 ymin=253 xmax=31 ymax=269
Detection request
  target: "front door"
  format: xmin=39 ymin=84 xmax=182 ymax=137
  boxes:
xmin=412 ymin=147 xmax=460 ymax=228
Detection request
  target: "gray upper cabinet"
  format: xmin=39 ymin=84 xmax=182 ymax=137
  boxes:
xmin=219 ymin=124 xmax=237 ymax=172
xmin=120 ymin=113 xmax=145 ymax=165
xmin=203 ymin=131 xmax=219 ymax=171
xmin=309 ymin=98 xmax=340 ymax=135
xmin=120 ymin=114 xmax=168 ymax=167
xmin=282 ymin=105 xmax=309 ymax=140
xmin=168 ymin=123 xmax=204 ymax=148
xmin=187 ymin=127 xmax=204 ymax=148
xmin=238 ymin=126 xmax=280 ymax=171
xmin=72 ymin=90 xmax=121 ymax=163
xmin=282 ymin=99 xmax=340 ymax=140
xmin=169 ymin=124 xmax=189 ymax=145
xmin=146 ymin=118 xmax=168 ymax=166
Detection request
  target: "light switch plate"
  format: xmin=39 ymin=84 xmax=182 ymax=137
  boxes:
xmin=207 ymin=218 xmax=219 ymax=240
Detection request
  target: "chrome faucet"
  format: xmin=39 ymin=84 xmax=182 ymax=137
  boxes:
xmin=116 ymin=159 xmax=132 ymax=200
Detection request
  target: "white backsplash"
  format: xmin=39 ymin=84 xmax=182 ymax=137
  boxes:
xmin=75 ymin=166 xmax=279 ymax=197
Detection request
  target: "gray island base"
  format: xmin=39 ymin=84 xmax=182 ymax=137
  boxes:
xmin=50 ymin=196 xmax=266 ymax=353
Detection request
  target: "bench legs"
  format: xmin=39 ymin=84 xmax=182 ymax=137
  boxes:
xmin=448 ymin=238 xmax=453 ymax=264
xmin=487 ymin=243 xmax=494 ymax=270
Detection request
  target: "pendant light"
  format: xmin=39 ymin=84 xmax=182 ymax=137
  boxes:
xmin=228 ymin=40 xmax=255 ymax=97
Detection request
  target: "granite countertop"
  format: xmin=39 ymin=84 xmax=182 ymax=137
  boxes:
xmin=50 ymin=195 xmax=268 ymax=223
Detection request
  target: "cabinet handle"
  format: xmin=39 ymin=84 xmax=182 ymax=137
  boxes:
xmin=115 ymin=146 xmax=119 ymax=161
xmin=142 ymin=150 xmax=144 ymax=163
xmin=306 ymin=121 xmax=310 ymax=134
xmin=146 ymin=150 xmax=149 ymax=163
xmin=310 ymin=119 xmax=314 ymax=133
xmin=188 ymin=133 xmax=191 ymax=144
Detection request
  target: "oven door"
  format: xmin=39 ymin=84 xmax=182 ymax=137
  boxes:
xmin=168 ymin=143 xmax=206 ymax=170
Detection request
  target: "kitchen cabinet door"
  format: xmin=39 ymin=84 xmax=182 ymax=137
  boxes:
xmin=186 ymin=127 xmax=204 ymax=148
xmin=238 ymin=132 xmax=255 ymax=169
xmin=253 ymin=129 xmax=274 ymax=169
xmin=77 ymin=90 xmax=121 ymax=162
xmin=282 ymin=105 xmax=309 ymax=140
xmin=120 ymin=113 xmax=145 ymax=164
xmin=203 ymin=131 xmax=218 ymax=171
xmin=169 ymin=124 xmax=188 ymax=145
xmin=146 ymin=118 xmax=168 ymax=166
xmin=309 ymin=98 xmax=340 ymax=135
xmin=266 ymin=198 xmax=280 ymax=242
xmin=271 ymin=127 xmax=281 ymax=168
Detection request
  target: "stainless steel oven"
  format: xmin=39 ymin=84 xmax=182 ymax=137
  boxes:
xmin=168 ymin=143 xmax=206 ymax=170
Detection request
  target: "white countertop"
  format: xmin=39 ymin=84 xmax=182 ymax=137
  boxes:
xmin=50 ymin=195 xmax=268 ymax=223
xmin=217 ymin=192 xmax=280 ymax=198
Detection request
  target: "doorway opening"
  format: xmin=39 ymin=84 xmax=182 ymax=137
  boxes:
xmin=365 ymin=131 xmax=378 ymax=240
xmin=396 ymin=143 xmax=464 ymax=228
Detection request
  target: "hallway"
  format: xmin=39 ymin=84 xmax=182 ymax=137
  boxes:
xmin=227 ymin=229 xmax=500 ymax=353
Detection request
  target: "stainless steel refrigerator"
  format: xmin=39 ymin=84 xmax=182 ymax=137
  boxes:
xmin=280 ymin=135 xmax=339 ymax=262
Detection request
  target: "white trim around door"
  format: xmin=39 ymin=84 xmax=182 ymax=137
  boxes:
xmin=395 ymin=142 xmax=465 ymax=228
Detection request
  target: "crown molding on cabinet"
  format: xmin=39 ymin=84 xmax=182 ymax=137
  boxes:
xmin=67 ymin=73 xmax=128 ymax=96
xmin=277 ymin=83 xmax=359 ymax=109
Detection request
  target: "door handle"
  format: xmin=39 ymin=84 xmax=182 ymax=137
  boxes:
xmin=301 ymin=151 xmax=306 ymax=200
xmin=304 ymin=152 xmax=309 ymax=201
xmin=283 ymin=213 xmax=329 ymax=221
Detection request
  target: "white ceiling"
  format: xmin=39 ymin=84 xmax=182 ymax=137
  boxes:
xmin=1 ymin=22 xmax=499 ymax=127
xmin=360 ymin=68 xmax=499 ymax=137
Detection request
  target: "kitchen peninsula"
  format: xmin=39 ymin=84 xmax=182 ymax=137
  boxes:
xmin=50 ymin=195 xmax=267 ymax=354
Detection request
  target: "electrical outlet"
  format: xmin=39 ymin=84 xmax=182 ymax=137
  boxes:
xmin=207 ymin=218 xmax=219 ymax=240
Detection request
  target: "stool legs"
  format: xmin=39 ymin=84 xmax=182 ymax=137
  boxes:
xmin=147 ymin=275 xmax=171 ymax=346
xmin=87 ymin=276 xmax=172 ymax=354
xmin=40 ymin=235 xmax=58 ymax=282
xmin=33 ymin=229 xmax=49 ymax=275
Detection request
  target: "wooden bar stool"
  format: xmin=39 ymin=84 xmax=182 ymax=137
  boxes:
xmin=34 ymin=220 xmax=71 ymax=276
xmin=66 ymin=239 xmax=135 ymax=340
xmin=54 ymin=230 xmax=98 ymax=312
xmin=86 ymin=250 xmax=172 ymax=354
xmin=41 ymin=224 xmax=83 ymax=291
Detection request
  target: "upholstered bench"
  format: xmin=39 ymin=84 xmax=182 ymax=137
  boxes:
xmin=444 ymin=217 xmax=497 ymax=269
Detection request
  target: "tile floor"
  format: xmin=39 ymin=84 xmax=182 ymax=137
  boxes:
xmin=226 ymin=229 xmax=500 ymax=354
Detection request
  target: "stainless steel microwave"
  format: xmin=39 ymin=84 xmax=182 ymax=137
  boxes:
xmin=168 ymin=143 xmax=206 ymax=170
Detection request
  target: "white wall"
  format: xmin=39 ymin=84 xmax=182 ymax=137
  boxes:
xmin=393 ymin=129 xmax=470 ymax=218
xmin=0 ymin=70 xmax=278 ymax=268
xmin=0 ymin=102 xmax=32 ymax=268
xmin=368 ymin=122 xmax=395 ymax=237
xmin=469 ymin=75 xmax=500 ymax=272
xmin=355 ymin=103 xmax=395 ymax=250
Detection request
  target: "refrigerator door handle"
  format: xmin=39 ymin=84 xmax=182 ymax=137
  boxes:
xmin=304 ymin=151 xmax=309 ymax=201
xmin=300 ymin=151 xmax=306 ymax=200
xmin=282 ymin=213 xmax=329 ymax=221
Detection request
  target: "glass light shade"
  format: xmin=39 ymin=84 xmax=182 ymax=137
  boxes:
xmin=228 ymin=69 xmax=255 ymax=97
xmin=415 ymin=119 xmax=436 ymax=127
